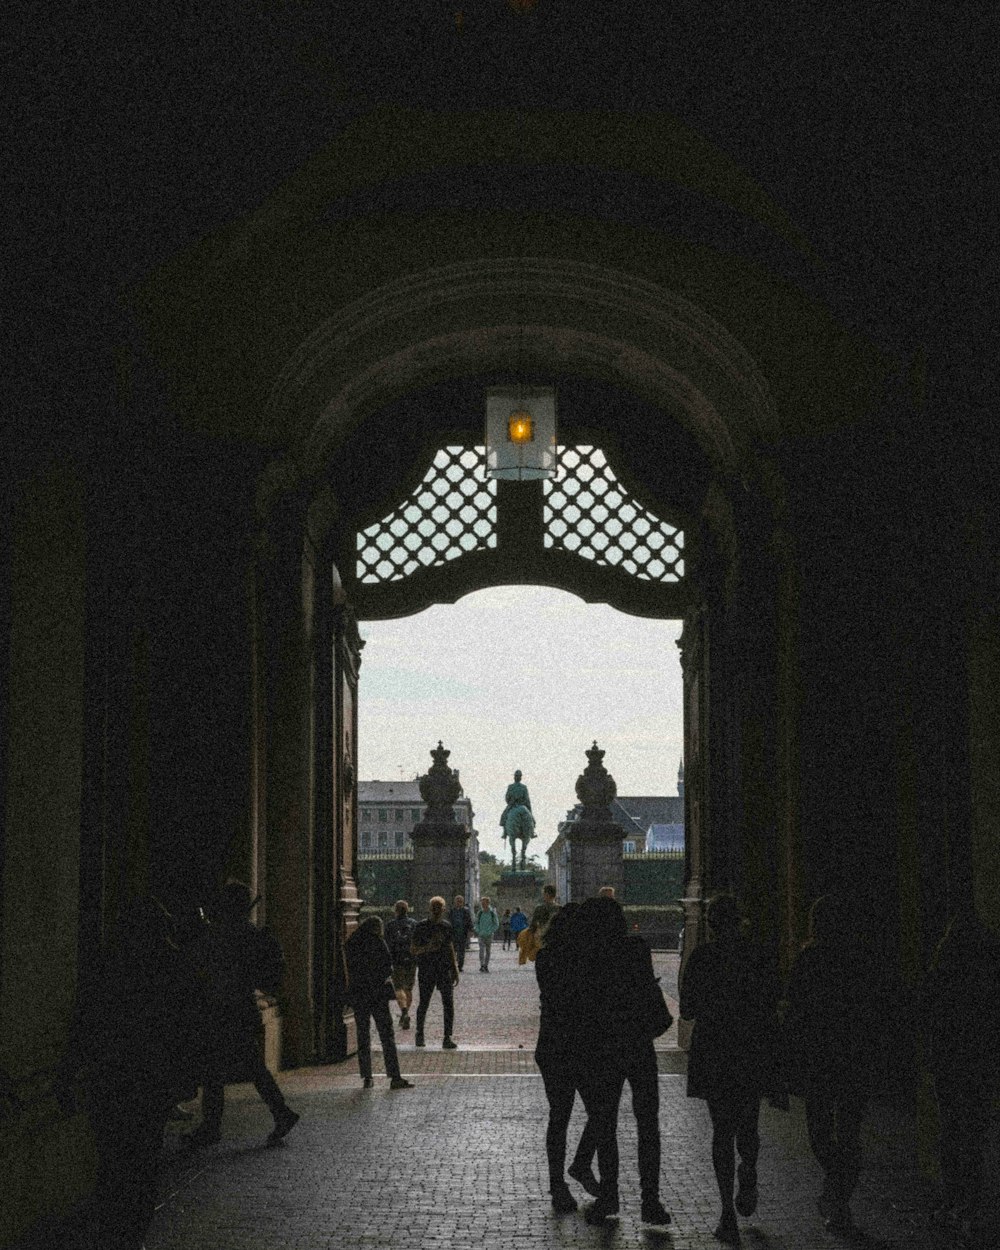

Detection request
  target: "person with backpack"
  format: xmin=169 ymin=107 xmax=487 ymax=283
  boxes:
xmin=182 ymin=880 xmax=299 ymax=1149
xmin=384 ymin=898 xmax=417 ymax=1030
xmin=411 ymin=895 xmax=460 ymax=1049
xmin=474 ymin=894 xmax=501 ymax=972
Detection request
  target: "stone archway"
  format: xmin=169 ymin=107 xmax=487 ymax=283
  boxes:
xmin=250 ymin=255 xmax=804 ymax=1064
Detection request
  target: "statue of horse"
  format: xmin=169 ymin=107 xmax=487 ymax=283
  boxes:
xmin=502 ymin=803 xmax=536 ymax=872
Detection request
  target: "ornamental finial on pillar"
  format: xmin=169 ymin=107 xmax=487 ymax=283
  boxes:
xmin=418 ymin=741 xmax=462 ymax=821
xmin=575 ymin=740 xmax=617 ymax=820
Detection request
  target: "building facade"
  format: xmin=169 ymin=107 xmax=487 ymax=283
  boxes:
xmin=357 ymin=778 xmax=480 ymax=905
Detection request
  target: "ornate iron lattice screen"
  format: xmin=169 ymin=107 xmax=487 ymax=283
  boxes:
xmin=544 ymin=446 xmax=684 ymax=581
xmin=356 ymin=446 xmax=497 ymax=584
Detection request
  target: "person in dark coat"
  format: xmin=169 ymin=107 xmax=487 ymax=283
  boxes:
xmin=569 ymin=896 xmax=673 ymax=1227
xmin=680 ymin=895 xmax=781 ymax=1247
xmin=183 ymin=880 xmax=299 ymax=1149
xmin=411 ymin=895 xmax=460 ymax=1048
xmin=345 ymin=916 xmax=414 ymax=1089
xmin=534 ymin=903 xmax=586 ymax=1213
xmin=784 ymin=893 xmax=885 ymax=1235
xmin=54 ymin=895 xmax=209 ymax=1250
xmin=920 ymin=911 xmax=1000 ymax=1242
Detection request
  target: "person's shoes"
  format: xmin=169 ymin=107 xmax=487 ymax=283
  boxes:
xmin=483 ymin=966 xmax=490 ymax=972
xmin=399 ymin=1012 xmax=410 ymax=1030
xmin=567 ymin=1162 xmax=602 ymax=1198
xmin=640 ymin=1199 xmax=672 ymax=1226
xmin=362 ymin=1076 xmax=374 ymax=1088
xmin=266 ymin=1109 xmax=300 ymax=1146
xmin=389 ymin=1077 xmax=414 ymax=1089
xmin=550 ymin=1184 xmax=578 ymax=1213
xmin=583 ymin=1195 xmax=620 ymax=1225
xmin=714 ymin=1212 xmax=740 ymax=1245
xmin=180 ymin=1126 xmax=220 ymax=1151
xmin=442 ymin=1036 xmax=458 ymax=1049
xmin=734 ymin=1181 xmax=758 ymax=1217
xmin=415 ymin=1033 xmax=425 ymax=1047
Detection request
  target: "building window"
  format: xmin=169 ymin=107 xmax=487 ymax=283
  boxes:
xmin=395 ymin=808 xmax=403 ymax=821
xmin=395 ymin=831 xmax=405 ymax=849
xmin=411 ymin=808 xmax=420 ymax=821
xmin=361 ymin=831 xmax=371 ymax=850
xmin=624 ymin=840 xmax=635 ymax=854
xmin=378 ymin=809 xmax=387 ymax=823
xmin=378 ymin=831 xmax=387 ymax=848
xmin=361 ymin=809 xmax=371 ymax=823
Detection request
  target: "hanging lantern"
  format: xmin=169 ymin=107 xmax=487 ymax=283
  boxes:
xmin=485 ymin=386 xmax=557 ymax=481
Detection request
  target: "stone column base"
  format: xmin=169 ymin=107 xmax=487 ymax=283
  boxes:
xmin=410 ymin=822 xmax=470 ymax=911
xmin=564 ymin=821 xmax=623 ymax=902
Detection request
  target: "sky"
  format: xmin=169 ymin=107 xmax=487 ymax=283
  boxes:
xmin=358 ymin=586 xmax=683 ymax=864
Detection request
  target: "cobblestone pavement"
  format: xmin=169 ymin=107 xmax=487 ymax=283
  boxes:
xmin=146 ymin=944 xmax=959 ymax=1250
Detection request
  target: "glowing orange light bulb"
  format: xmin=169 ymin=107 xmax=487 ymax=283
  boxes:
xmin=508 ymin=411 xmax=534 ymax=443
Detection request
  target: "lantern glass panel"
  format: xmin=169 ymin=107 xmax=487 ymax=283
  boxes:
xmin=485 ymin=387 xmax=557 ymax=480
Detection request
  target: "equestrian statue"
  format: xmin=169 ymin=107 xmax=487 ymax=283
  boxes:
xmin=500 ymin=769 xmax=536 ymax=872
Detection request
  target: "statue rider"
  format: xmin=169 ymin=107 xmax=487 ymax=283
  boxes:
xmin=499 ymin=770 xmax=532 ymax=830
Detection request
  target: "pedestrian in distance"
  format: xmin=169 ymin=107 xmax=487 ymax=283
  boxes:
xmin=474 ymin=893 xmax=500 ymax=971
xmin=411 ymin=895 xmax=460 ymax=1049
xmin=919 ymin=910 xmax=1000 ymax=1244
xmin=55 ymin=895 xmax=210 ymax=1250
xmin=384 ymin=899 xmax=417 ymax=1030
xmin=784 ymin=893 xmax=888 ymax=1235
xmin=510 ymin=904 xmax=530 ymax=963
xmin=345 ymin=917 xmax=414 ymax=1090
xmin=528 ymin=883 xmax=561 ymax=948
xmin=181 ymin=880 xmax=299 ymax=1150
xmin=448 ymin=894 xmax=474 ymax=971
xmin=501 ymin=908 xmax=513 ymax=950
xmin=680 ymin=894 xmax=781 ymax=1247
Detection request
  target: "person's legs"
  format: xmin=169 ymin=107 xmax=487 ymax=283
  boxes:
xmin=629 ymin=1067 xmax=662 ymax=1205
xmin=707 ymin=1097 xmax=742 ymax=1240
xmin=455 ymin=935 xmax=466 ymax=971
xmin=354 ymin=1004 xmax=374 ymax=1080
xmin=804 ymin=1088 xmax=836 ymax=1210
xmin=481 ymin=934 xmax=493 ymax=969
xmin=438 ymin=970 xmax=455 ymax=1039
xmin=415 ymin=964 xmax=435 ymax=1040
xmin=734 ymin=1097 xmax=761 ymax=1215
xmin=538 ymin=1063 xmax=577 ymax=1193
xmin=371 ymin=998 xmax=402 ymax=1079
xmin=200 ymin=1079 xmax=224 ymax=1136
xmin=577 ymin=1069 xmax=624 ymax=1216
xmin=828 ymin=1092 xmax=866 ymax=1210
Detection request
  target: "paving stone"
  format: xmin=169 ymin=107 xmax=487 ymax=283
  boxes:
xmin=149 ymin=943 xmax=952 ymax=1250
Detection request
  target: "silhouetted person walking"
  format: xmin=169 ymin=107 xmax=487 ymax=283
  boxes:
xmin=680 ymin=895 xmax=780 ymax=1247
xmin=411 ymin=895 xmax=460 ymax=1048
xmin=385 ymin=898 xmax=417 ymax=1029
xmin=55 ymin=896 xmax=207 ymax=1250
xmin=921 ymin=911 xmax=1000 ymax=1242
xmin=501 ymin=908 xmax=513 ymax=950
xmin=183 ymin=880 xmax=299 ymax=1149
xmin=784 ymin=893 xmax=884 ymax=1235
xmin=534 ymin=903 xmax=586 ymax=1212
xmin=448 ymin=894 xmax=473 ymax=971
xmin=570 ymin=895 xmax=672 ymax=1227
xmin=345 ymin=917 xmax=414 ymax=1090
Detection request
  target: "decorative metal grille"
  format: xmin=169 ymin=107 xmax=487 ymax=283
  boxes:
xmin=356 ymin=446 xmax=497 ymax=584
xmin=355 ymin=444 xmax=683 ymax=585
xmin=544 ymin=446 xmax=683 ymax=581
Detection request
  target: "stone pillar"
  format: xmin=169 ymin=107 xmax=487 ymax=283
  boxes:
xmin=563 ymin=743 xmax=624 ymax=902
xmin=409 ymin=742 xmax=470 ymax=910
